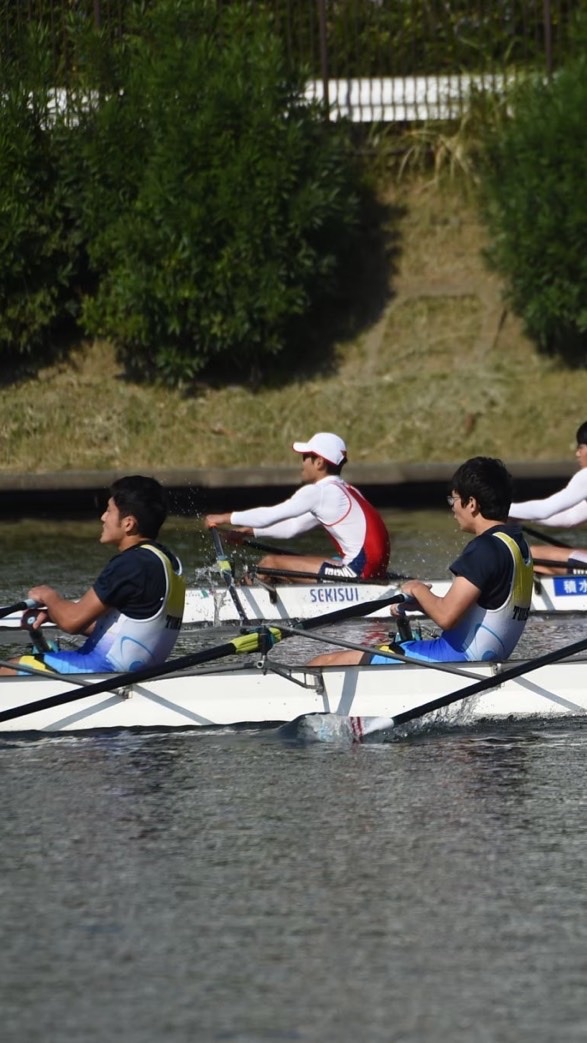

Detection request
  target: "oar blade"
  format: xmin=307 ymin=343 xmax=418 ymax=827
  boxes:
xmin=283 ymin=633 xmax=587 ymax=744
xmin=276 ymin=713 xmax=395 ymax=744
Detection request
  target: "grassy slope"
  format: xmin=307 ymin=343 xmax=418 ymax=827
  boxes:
xmin=1 ymin=178 xmax=586 ymax=473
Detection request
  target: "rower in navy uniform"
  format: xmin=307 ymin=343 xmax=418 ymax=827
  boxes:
xmin=0 ymin=475 xmax=185 ymax=676
xmin=308 ymin=457 xmax=533 ymax=667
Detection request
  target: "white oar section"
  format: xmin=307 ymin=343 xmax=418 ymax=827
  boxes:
xmin=284 ymin=634 xmax=587 ymax=744
xmin=210 ymin=526 xmax=249 ymax=626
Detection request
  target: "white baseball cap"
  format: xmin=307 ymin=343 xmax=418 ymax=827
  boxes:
xmin=292 ymin=432 xmax=347 ymax=466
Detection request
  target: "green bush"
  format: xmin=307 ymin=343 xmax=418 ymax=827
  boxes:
xmin=77 ymin=0 xmax=364 ymax=384
xmin=0 ymin=36 xmax=81 ymax=365
xmin=478 ymin=48 xmax=587 ymax=360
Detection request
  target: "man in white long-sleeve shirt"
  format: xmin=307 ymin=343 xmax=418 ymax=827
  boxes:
xmin=205 ymin=432 xmax=390 ymax=582
xmin=509 ymin=420 xmax=587 ymax=573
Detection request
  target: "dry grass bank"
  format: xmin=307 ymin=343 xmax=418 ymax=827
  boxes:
xmin=1 ymin=179 xmax=586 ymax=473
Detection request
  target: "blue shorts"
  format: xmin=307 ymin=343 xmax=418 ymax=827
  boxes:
xmin=369 ymin=635 xmax=468 ymax=665
xmin=17 ymin=648 xmax=114 ymax=675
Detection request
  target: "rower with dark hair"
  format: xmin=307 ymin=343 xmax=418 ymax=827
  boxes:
xmin=0 ymin=475 xmax=185 ymax=676
xmin=309 ymin=456 xmax=533 ymax=667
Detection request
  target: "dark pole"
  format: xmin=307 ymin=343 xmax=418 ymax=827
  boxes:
xmin=543 ymin=0 xmax=553 ymax=78
xmin=317 ymin=0 xmax=330 ymax=116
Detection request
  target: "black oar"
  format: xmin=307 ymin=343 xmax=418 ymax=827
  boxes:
xmin=0 ymin=631 xmax=267 ymax=725
xmin=0 ymin=591 xmax=406 ymax=725
xmin=248 ymin=565 xmax=410 ymax=584
xmin=523 ymin=525 xmax=572 ymax=549
xmin=0 ymin=598 xmax=38 ymax=620
xmin=532 ymin=557 xmax=587 ymax=573
xmin=223 ymin=532 xmax=303 ymax=557
xmin=392 ymin=635 xmax=587 ymax=728
xmin=210 ymin=526 xmax=249 ymax=626
xmin=291 ymin=634 xmax=587 ymax=743
xmin=273 ymin=622 xmax=485 ymax=681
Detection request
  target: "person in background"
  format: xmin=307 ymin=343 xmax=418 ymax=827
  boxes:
xmin=509 ymin=420 xmax=587 ymax=574
xmin=205 ymin=432 xmax=390 ymax=582
xmin=0 ymin=475 xmax=185 ymax=675
xmin=308 ymin=456 xmax=533 ymax=666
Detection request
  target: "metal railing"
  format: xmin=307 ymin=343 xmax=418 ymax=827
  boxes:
xmin=0 ymin=0 xmax=581 ymax=122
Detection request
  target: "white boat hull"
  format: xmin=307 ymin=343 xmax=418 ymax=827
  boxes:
xmin=1 ymin=657 xmax=587 ymax=733
xmin=183 ymin=574 xmax=587 ymax=622
xmin=1 ymin=575 xmax=585 ymax=638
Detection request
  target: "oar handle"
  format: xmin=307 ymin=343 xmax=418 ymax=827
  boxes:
xmin=0 ymin=598 xmax=40 ymax=620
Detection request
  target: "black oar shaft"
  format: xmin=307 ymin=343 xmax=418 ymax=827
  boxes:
xmin=250 ymin=565 xmax=409 ymax=584
xmin=523 ymin=525 xmax=572 ymax=549
xmin=532 ymin=558 xmax=587 ymax=572
xmin=0 ymin=598 xmax=38 ymax=620
xmin=224 ymin=533 xmax=302 ymax=557
xmin=0 ymin=640 xmax=245 ymax=725
xmin=0 ymin=591 xmax=406 ymax=725
xmin=392 ymin=635 xmax=587 ymax=727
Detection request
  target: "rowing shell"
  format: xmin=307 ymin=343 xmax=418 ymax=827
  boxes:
xmin=0 ymin=573 xmax=585 ymax=640
xmin=0 ymin=655 xmax=587 ymax=732
xmin=183 ymin=573 xmax=587 ymax=622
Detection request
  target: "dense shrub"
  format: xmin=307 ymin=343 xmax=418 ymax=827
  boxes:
xmin=77 ymin=0 xmax=364 ymax=384
xmin=478 ymin=46 xmax=587 ymax=360
xmin=0 ymin=46 xmax=81 ymax=365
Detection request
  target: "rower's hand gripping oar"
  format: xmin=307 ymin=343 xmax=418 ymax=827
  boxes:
xmin=0 ymin=591 xmax=407 ymax=725
xmin=210 ymin=526 xmax=249 ymax=626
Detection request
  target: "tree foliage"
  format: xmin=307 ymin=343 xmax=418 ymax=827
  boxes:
xmin=77 ymin=0 xmax=364 ymax=382
xmin=478 ymin=36 xmax=587 ymax=360
xmin=0 ymin=26 xmax=82 ymax=366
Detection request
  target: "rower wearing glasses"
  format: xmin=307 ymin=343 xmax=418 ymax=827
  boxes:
xmin=205 ymin=432 xmax=390 ymax=582
xmin=509 ymin=420 xmax=587 ymax=575
xmin=309 ymin=456 xmax=533 ymax=666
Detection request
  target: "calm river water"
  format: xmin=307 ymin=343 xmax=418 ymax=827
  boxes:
xmin=1 ymin=511 xmax=586 ymax=1043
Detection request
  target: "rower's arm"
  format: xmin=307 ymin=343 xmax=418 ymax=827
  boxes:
xmin=27 ymin=585 xmax=107 ymax=635
xmin=399 ymin=576 xmax=480 ymax=630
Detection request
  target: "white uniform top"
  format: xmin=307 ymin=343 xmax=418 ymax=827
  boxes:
xmin=230 ymin=475 xmax=389 ymax=576
xmin=510 ymin=468 xmax=587 ymax=527
xmin=85 ymin=544 xmax=185 ymax=671
xmin=444 ymin=532 xmax=534 ymax=661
